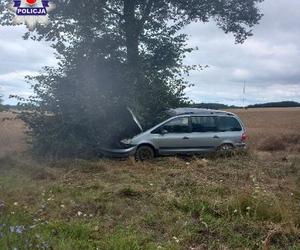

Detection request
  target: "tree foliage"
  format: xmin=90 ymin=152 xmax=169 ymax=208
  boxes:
xmin=0 ymin=0 xmax=264 ymax=158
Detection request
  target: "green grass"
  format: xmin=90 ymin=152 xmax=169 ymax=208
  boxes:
xmin=0 ymin=152 xmax=299 ymax=249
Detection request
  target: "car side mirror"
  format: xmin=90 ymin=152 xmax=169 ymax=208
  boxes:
xmin=160 ymin=129 xmax=168 ymax=135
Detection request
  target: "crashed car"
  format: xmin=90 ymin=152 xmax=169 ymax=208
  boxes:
xmin=103 ymin=108 xmax=247 ymax=161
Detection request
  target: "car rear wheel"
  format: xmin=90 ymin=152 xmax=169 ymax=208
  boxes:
xmin=135 ymin=145 xmax=155 ymax=161
xmin=218 ymin=143 xmax=234 ymax=152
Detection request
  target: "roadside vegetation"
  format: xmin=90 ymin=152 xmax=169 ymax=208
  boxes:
xmin=0 ymin=152 xmax=299 ymax=249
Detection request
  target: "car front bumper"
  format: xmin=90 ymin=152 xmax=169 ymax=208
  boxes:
xmin=100 ymin=145 xmax=137 ymax=158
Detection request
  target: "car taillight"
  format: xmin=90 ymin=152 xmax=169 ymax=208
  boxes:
xmin=241 ymin=132 xmax=247 ymax=142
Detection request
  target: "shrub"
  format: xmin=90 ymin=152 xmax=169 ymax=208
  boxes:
xmin=258 ymin=137 xmax=286 ymax=151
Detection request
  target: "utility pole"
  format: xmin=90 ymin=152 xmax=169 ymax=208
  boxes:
xmin=243 ymin=81 xmax=246 ymax=109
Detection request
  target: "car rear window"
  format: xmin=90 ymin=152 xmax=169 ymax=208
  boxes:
xmin=216 ymin=116 xmax=242 ymax=132
xmin=191 ymin=116 xmax=218 ymax=132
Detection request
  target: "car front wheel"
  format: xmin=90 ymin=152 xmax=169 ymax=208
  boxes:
xmin=135 ymin=145 xmax=155 ymax=161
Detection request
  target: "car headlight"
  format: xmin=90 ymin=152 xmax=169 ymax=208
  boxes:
xmin=121 ymin=139 xmax=132 ymax=145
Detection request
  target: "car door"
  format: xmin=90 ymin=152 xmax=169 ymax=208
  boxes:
xmin=188 ymin=116 xmax=220 ymax=151
xmin=151 ymin=117 xmax=192 ymax=155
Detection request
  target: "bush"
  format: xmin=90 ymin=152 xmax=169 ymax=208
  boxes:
xmin=258 ymin=137 xmax=286 ymax=151
xmin=258 ymin=134 xmax=300 ymax=152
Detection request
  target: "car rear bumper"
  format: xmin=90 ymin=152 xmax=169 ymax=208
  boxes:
xmin=235 ymin=143 xmax=247 ymax=149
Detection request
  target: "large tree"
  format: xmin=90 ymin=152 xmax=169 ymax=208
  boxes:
xmin=0 ymin=0 xmax=263 ymax=158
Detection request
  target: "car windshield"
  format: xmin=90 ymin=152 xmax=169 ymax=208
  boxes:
xmin=143 ymin=111 xmax=173 ymax=130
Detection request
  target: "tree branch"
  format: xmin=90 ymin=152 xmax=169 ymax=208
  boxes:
xmin=140 ymin=0 xmax=155 ymax=27
xmin=104 ymin=5 xmax=123 ymax=19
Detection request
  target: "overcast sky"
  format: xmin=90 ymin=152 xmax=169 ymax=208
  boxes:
xmin=1 ymin=0 xmax=300 ymax=105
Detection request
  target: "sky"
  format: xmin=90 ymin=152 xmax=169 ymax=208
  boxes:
xmin=0 ymin=0 xmax=300 ymax=106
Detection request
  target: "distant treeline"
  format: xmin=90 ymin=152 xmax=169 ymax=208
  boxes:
xmin=190 ymin=101 xmax=300 ymax=110
xmin=2 ymin=101 xmax=300 ymax=112
xmin=1 ymin=104 xmax=18 ymax=111
xmin=247 ymin=101 xmax=300 ymax=108
xmin=189 ymin=103 xmax=240 ymax=109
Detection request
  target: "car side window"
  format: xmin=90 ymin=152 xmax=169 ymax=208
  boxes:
xmin=191 ymin=116 xmax=218 ymax=132
xmin=162 ymin=117 xmax=190 ymax=133
xmin=217 ymin=117 xmax=242 ymax=132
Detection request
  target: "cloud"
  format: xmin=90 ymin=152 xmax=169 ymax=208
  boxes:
xmin=0 ymin=25 xmax=56 ymax=104
xmin=183 ymin=0 xmax=300 ymax=105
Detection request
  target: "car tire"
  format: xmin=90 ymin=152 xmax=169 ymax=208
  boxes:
xmin=217 ymin=143 xmax=234 ymax=152
xmin=135 ymin=145 xmax=155 ymax=161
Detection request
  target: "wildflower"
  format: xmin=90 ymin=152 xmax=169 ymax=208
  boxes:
xmin=172 ymin=236 xmax=180 ymax=243
xmin=246 ymin=206 xmax=251 ymax=210
xmin=185 ymin=162 xmax=190 ymax=165
xmin=149 ymin=183 xmax=154 ymax=186
xmin=10 ymin=225 xmax=25 ymax=234
xmin=233 ymin=209 xmax=238 ymax=214
xmin=60 ymin=204 xmax=65 ymax=208
xmin=0 ymin=201 xmax=5 ymax=209
xmin=77 ymin=211 xmax=83 ymax=216
xmin=13 ymin=202 xmax=18 ymax=206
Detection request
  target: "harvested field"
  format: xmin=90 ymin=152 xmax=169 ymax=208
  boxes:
xmin=0 ymin=112 xmax=27 ymax=158
xmin=230 ymin=108 xmax=300 ymax=152
xmin=1 ymin=108 xmax=300 ymax=157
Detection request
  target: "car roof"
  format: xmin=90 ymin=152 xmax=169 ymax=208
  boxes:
xmin=166 ymin=108 xmax=235 ymax=117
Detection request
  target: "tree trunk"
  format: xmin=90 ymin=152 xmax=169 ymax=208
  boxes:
xmin=123 ymin=0 xmax=139 ymax=74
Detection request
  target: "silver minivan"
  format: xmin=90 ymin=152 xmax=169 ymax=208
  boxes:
xmin=105 ymin=108 xmax=247 ymax=160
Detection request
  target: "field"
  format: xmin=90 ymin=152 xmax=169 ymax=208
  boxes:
xmin=0 ymin=112 xmax=27 ymax=159
xmin=0 ymin=108 xmax=300 ymax=249
xmin=231 ymin=108 xmax=300 ymax=152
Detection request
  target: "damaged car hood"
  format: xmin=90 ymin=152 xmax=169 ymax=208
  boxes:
xmin=127 ymin=107 xmax=143 ymax=132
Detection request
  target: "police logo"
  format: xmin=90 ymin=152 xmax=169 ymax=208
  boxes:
xmin=10 ymin=0 xmax=55 ymax=30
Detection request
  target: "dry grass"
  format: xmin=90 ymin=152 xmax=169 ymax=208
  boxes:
xmin=0 ymin=112 xmax=27 ymax=158
xmin=229 ymin=108 xmax=300 ymax=152
xmin=0 ymin=154 xmax=299 ymax=249
xmin=0 ymin=108 xmax=300 ymax=248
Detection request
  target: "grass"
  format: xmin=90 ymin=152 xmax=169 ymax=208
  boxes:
xmin=0 ymin=153 xmax=299 ymax=249
xmin=1 ymin=108 xmax=300 ymax=249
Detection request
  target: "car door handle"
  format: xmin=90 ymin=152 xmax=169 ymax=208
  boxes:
xmin=213 ymin=135 xmax=220 ymax=139
xmin=182 ymin=136 xmax=190 ymax=140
